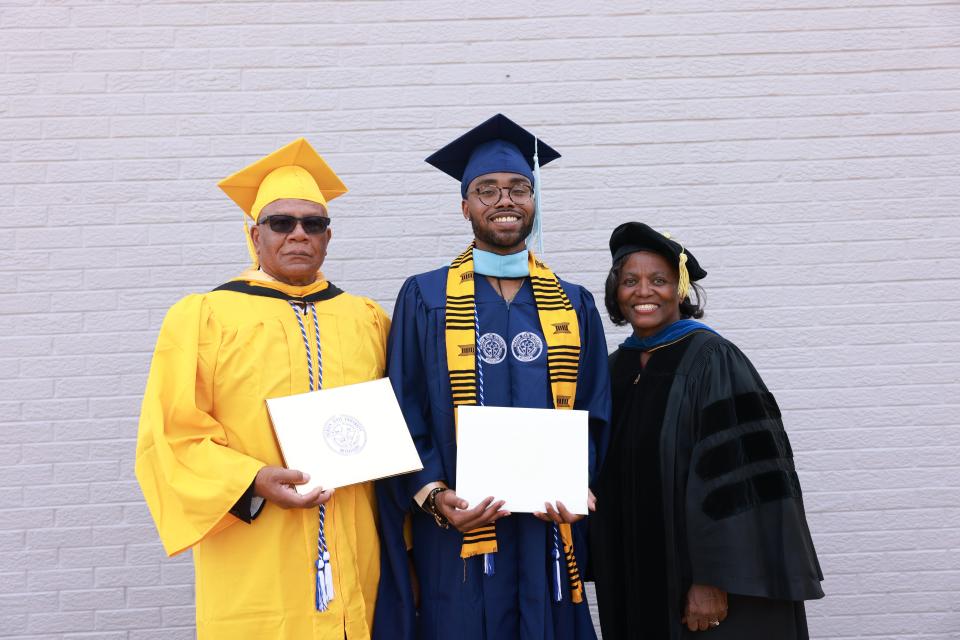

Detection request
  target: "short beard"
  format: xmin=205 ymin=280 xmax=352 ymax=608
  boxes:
xmin=470 ymin=215 xmax=535 ymax=253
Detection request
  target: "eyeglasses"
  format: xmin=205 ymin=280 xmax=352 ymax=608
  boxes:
xmin=257 ymin=215 xmax=331 ymax=235
xmin=471 ymin=184 xmax=534 ymax=206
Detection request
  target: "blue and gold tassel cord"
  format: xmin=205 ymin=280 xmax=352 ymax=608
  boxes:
xmin=288 ymin=301 xmax=333 ymax=612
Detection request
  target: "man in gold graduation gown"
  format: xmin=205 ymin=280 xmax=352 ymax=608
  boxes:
xmin=136 ymin=139 xmax=388 ymax=639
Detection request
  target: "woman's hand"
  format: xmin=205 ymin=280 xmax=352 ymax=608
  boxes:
xmin=681 ymin=583 xmax=728 ymax=631
xmin=533 ymin=489 xmax=597 ymax=524
xmin=435 ymin=490 xmax=510 ymax=532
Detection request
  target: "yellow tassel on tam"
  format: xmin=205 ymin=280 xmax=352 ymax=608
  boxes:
xmin=677 ymin=251 xmax=690 ymax=300
xmin=660 ymin=231 xmax=691 ymax=300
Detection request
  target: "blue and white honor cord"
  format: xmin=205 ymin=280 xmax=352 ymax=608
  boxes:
xmin=473 ymin=304 xmax=496 ymax=577
xmin=551 ymin=521 xmax=563 ymax=602
xmin=288 ymin=301 xmax=333 ymax=612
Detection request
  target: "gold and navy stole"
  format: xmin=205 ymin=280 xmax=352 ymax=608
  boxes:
xmin=444 ymin=243 xmax=586 ymax=603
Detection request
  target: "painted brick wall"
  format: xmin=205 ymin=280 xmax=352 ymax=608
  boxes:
xmin=2 ymin=1 xmax=958 ymax=638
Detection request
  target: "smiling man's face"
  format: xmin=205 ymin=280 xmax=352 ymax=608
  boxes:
xmin=251 ymin=198 xmax=331 ymax=285
xmin=461 ymin=172 xmax=535 ymax=255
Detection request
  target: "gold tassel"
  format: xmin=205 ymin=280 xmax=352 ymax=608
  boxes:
xmin=677 ymin=251 xmax=690 ymax=300
xmin=244 ymin=214 xmax=259 ymax=269
xmin=662 ymin=230 xmax=690 ymax=300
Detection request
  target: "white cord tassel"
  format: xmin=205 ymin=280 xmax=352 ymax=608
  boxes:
xmin=323 ymin=550 xmax=335 ymax=603
xmin=483 ymin=552 xmax=496 ymax=576
xmin=315 ymin=555 xmax=329 ymax=612
xmin=551 ymin=526 xmax=563 ymax=603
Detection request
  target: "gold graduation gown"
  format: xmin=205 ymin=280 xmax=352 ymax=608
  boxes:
xmin=135 ymin=272 xmax=389 ymax=639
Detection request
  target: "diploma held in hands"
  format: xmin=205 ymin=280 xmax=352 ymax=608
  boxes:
xmin=455 ymin=405 xmax=589 ymax=514
xmin=266 ymin=378 xmax=423 ymax=494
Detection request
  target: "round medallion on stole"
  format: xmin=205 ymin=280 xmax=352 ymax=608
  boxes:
xmin=478 ymin=332 xmax=507 ymax=364
xmin=511 ymin=331 xmax=544 ymax=362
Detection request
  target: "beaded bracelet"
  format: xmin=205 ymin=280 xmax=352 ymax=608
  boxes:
xmin=425 ymin=486 xmax=450 ymax=529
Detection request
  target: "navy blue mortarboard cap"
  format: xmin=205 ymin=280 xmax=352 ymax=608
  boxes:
xmin=426 ymin=114 xmax=561 ymax=198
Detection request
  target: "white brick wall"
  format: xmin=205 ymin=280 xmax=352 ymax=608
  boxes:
xmin=1 ymin=1 xmax=958 ymax=637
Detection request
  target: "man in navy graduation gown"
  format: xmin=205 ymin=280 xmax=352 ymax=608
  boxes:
xmin=374 ymin=114 xmax=611 ymax=640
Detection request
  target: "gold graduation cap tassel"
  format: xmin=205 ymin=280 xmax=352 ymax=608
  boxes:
xmin=243 ymin=215 xmax=259 ymax=269
xmin=677 ymin=250 xmax=691 ymax=300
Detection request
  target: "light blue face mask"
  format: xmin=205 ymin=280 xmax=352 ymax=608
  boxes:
xmin=472 ymin=247 xmax=529 ymax=278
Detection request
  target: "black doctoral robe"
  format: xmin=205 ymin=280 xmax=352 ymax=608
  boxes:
xmin=591 ymin=331 xmax=823 ymax=640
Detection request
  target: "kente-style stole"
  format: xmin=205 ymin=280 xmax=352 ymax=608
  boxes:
xmin=444 ymin=243 xmax=585 ymax=604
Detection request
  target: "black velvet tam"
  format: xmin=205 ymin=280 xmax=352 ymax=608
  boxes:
xmin=608 ymin=221 xmax=707 ymax=279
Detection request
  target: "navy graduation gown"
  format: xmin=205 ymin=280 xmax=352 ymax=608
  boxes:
xmin=374 ymin=266 xmax=611 ymax=640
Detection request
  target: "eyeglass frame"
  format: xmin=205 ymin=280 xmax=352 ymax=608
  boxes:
xmin=468 ymin=183 xmax=535 ymax=207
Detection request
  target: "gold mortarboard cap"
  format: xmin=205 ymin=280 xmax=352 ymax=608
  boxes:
xmin=217 ymin=138 xmax=348 ymax=220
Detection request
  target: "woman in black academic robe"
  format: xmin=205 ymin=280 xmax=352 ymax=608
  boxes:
xmin=590 ymin=222 xmax=824 ymax=639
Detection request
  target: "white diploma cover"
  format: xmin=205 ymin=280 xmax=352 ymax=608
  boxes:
xmin=455 ymin=405 xmax=590 ymax=515
xmin=265 ymin=378 xmax=423 ymax=494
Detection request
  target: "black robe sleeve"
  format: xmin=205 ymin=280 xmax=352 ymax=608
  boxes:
xmin=227 ymin=480 xmax=265 ymax=524
xmin=682 ymin=339 xmax=824 ymax=602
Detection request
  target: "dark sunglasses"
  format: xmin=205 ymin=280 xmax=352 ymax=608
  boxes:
xmin=257 ymin=215 xmax=331 ymax=235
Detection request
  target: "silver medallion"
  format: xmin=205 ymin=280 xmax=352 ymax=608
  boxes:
xmin=477 ymin=332 xmax=507 ymax=364
xmin=511 ymin=331 xmax=544 ymax=362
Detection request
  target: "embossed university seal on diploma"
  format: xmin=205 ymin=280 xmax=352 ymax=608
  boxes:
xmin=266 ymin=378 xmax=422 ymax=494
xmin=323 ymin=414 xmax=367 ymax=455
